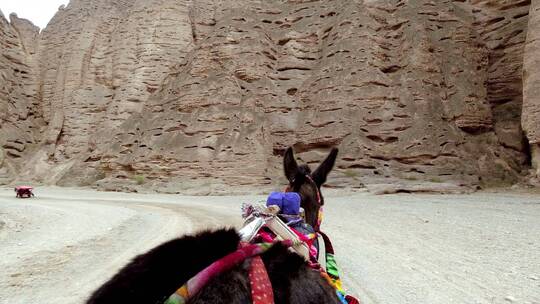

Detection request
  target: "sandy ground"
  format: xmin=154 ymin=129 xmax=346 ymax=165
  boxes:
xmin=0 ymin=187 xmax=539 ymax=304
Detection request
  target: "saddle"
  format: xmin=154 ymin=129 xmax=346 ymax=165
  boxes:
xmin=238 ymin=193 xmax=359 ymax=304
xmin=164 ymin=192 xmax=359 ymax=304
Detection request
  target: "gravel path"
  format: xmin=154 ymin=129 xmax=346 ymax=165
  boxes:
xmin=0 ymin=187 xmax=538 ymax=304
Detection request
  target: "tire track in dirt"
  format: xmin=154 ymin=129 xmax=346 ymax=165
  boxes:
xmin=0 ymin=194 xmax=192 ymax=303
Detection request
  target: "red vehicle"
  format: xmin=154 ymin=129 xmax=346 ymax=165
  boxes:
xmin=15 ymin=186 xmax=34 ymax=198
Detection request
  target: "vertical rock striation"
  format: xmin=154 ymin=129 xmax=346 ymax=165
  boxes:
xmin=15 ymin=0 xmax=197 ymax=185
xmin=523 ymin=0 xmax=540 ymax=177
xmin=0 ymin=11 xmax=41 ymax=183
xmin=456 ymin=0 xmax=532 ymax=176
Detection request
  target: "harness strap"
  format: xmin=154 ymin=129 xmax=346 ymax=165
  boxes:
xmin=164 ymin=241 xmax=291 ymax=304
xmin=319 ymin=231 xmax=360 ymax=304
xmin=319 ymin=232 xmax=342 ymax=290
xmin=249 ymin=255 xmax=274 ymax=304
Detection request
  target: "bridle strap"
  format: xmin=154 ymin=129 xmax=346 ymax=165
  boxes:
xmin=304 ymin=175 xmax=322 ymax=205
xmin=285 ymin=175 xmax=322 ymax=206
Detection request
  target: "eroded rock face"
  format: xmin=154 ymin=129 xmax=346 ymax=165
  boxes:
xmin=523 ymin=0 xmax=540 ymax=177
xmin=0 ymin=0 xmax=538 ymax=193
xmin=0 ymin=12 xmax=41 ymax=183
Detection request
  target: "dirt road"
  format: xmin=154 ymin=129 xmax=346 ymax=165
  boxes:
xmin=0 ymin=187 xmax=539 ymax=304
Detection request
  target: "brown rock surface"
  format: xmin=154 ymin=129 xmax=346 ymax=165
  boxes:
xmin=462 ymin=0 xmax=531 ymax=153
xmin=0 ymin=1 xmax=538 ymax=193
xmin=523 ymin=0 xmax=540 ymax=177
xmin=0 ymin=12 xmax=41 ymax=183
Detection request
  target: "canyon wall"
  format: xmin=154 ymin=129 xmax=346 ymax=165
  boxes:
xmin=0 ymin=12 xmax=41 ymax=184
xmin=523 ymin=0 xmax=540 ymax=179
xmin=0 ymin=0 xmax=538 ymax=193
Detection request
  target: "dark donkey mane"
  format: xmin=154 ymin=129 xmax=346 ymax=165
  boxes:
xmin=87 ymin=147 xmax=341 ymax=304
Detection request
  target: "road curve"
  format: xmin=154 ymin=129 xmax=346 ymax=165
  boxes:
xmin=0 ymin=187 xmax=539 ymax=304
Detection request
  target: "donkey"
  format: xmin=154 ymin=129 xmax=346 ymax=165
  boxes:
xmin=87 ymin=147 xmax=341 ymax=304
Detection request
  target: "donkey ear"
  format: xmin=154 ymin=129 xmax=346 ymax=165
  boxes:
xmin=312 ymin=148 xmax=338 ymax=187
xmin=283 ymin=147 xmax=298 ymax=182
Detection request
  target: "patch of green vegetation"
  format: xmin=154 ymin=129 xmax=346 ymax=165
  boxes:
xmin=133 ymin=175 xmax=145 ymax=185
xmin=343 ymin=169 xmax=358 ymax=178
xmin=428 ymin=177 xmax=443 ymax=183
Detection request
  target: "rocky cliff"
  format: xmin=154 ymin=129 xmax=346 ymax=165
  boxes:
xmin=0 ymin=12 xmax=41 ymax=184
xmin=523 ymin=0 xmax=540 ymax=179
xmin=0 ymin=0 xmax=538 ymax=194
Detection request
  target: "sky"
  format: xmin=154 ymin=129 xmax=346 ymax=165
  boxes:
xmin=0 ymin=0 xmax=70 ymax=29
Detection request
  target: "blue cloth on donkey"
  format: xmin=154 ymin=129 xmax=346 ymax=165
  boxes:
xmin=266 ymin=191 xmax=301 ymax=215
xmin=266 ymin=191 xmax=319 ymax=255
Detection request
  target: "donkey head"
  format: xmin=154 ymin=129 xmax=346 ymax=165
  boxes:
xmin=283 ymin=147 xmax=338 ymax=230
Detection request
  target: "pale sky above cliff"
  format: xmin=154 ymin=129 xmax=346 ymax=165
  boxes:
xmin=0 ymin=0 xmax=70 ymax=29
